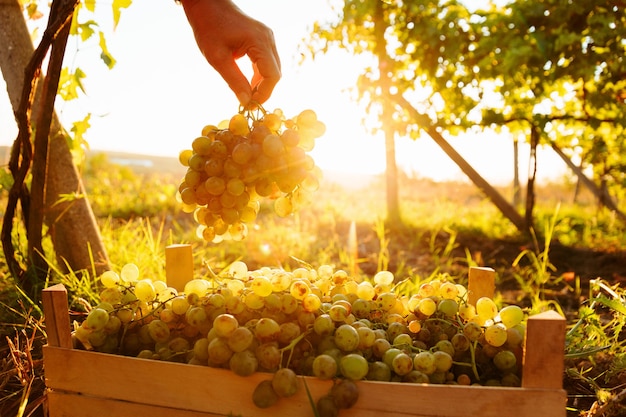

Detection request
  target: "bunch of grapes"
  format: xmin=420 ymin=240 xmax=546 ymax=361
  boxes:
xmin=176 ymin=107 xmax=325 ymax=243
xmin=78 ymin=262 xmax=528 ymax=414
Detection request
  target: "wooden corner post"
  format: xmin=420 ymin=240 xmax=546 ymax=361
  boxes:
xmin=42 ymin=283 xmax=73 ymax=348
xmin=522 ymin=309 xmax=566 ymax=390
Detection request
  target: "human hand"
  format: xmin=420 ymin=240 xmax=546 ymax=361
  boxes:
xmin=180 ymin=0 xmax=281 ymax=106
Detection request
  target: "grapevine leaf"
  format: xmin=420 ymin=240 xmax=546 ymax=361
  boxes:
xmin=84 ymin=0 xmax=95 ymax=13
xmin=112 ymin=0 xmax=132 ymax=30
xmin=78 ymin=20 xmax=99 ymax=42
xmin=25 ymin=3 xmax=43 ymax=20
xmin=70 ymin=113 xmax=92 ymax=149
xmin=98 ymin=32 xmax=117 ymax=69
xmin=58 ymin=67 xmax=87 ymax=101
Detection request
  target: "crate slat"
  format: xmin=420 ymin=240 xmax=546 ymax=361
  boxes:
xmin=46 ymin=391 xmax=225 ymax=417
xmin=43 ymin=345 xmax=566 ymax=417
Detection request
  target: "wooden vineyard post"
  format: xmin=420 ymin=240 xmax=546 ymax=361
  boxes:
xmin=522 ymin=310 xmax=566 ymax=389
xmin=468 ymin=266 xmax=496 ymax=304
xmin=165 ymin=244 xmax=194 ymax=292
xmin=42 ymin=284 xmax=73 ymax=349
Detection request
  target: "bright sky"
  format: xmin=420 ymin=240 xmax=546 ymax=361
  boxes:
xmin=0 ymin=0 xmax=568 ymax=185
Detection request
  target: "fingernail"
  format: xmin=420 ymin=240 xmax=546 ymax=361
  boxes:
xmin=237 ymin=91 xmax=251 ymax=106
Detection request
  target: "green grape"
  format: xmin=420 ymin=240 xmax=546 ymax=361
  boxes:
xmin=168 ymin=336 xmax=190 ymax=353
xmin=373 ymin=271 xmax=394 ymax=286
xmin=312 ymin=354 xmax=338 ymax=380
xmin=270 ymin=271 xmax=292 ymax=292
xmin=313 ymin=314 xmax=335 ymax=336
xmin=334 ymin=324 xmax=359 ymax=352
xmin=184 ymin=279 xmax=210 ymax=297
xmin=367 ymin=361 xmax=392 ymax=381
xmin=498 ymin=305 xmax=524 ymax=328
xmin=339 ymin=353 xmax=368 ymax=381
xmin=147 ymin=319 xmax=170 ymax=344
xmin=135 ymin=279 xmax=156 ymax=302
xmin=403 ymin=370 xmax=430 ymax=384
xmin=356 ymin=281 xmax=375 ymax=301
xmin=179 ymin=149 xmax=193 ymax=166
xmin=328 ymin=304 xmax=349 ymax=322
xmin=463 ymin=321 xmax=483 ymax=342
xmin=277 ymin=322 xmax=301 ymax=346
xmin=193 ymin=338 xmax=210 ymax=361
xmin=243 ymin=292 xmax=264 ymax=310
xmin=351 ymin=298 xmax=372 ymax=319
xmin=252 ymin=379 xmax=279 ymax=409
xmin=418 ymin=283 xmax=436 ymax=298
xmin=356 ymin=326 xmax=376 ymax=350
xmin=493 ymin=349 xmax=517 ymax=371
xmin=433 ymin=350 xmax=453 ymax=372
xmin=271 ymin=368 xmax=299 ymax=398
xmin=116 ymin=307 xmax=134 ymax=324
xmin=100 ymin=287 xmax=123 ymax=305
xmin=316 ymin=394 xmax=339 ymax=417
xmin=506 ymin=326 xmax=524 ymax=347
xmin=437 ymin=298 xmax=459 ymax=318
xmin=417 ymin=297 xmax=437 ymax=316
xmin=391 ymin=352 xmax=414 ymax=376
xmin=87 ymin=330 xmax=107 ymax=347
xmin=476 ymin=297 xmax=498 ymax=323
xmin=213 ymin=313 xmax=239 ymax=338
xmin=171 ymin=296 xmax=190 ymax=315
xmin=438 ymin=281 xmax=459 ymax=300
xmin=371 ymin=338 xmax=391 ymax=359
xmin=302 ymin=293 xmax=322 ymax=312
xmin=255 ymin=317 xmax=280 ymax=342
xmin=451 ymin=333 xmax=470 ymax=352
xmin=120 ymin=263 xmax=140 ymax=283
xmin=376 ymin=292 xmax=396 ymax=311
xmin=99 ymin=270 xmax=120 ymax=288
xmin=103 ymin=315 xmax=121 ymax=334
xmin=392 ymin=332 xmax=412 ymax=349
xmin=185 ymin=306 xmax=207 ymax=327
xmin=485 ymin=323 xmax=508 ymax=347
xmin=330 ymin=378 xmax=360 ymax=409
xmin=289 ymin=280 xmax=310 ymax=300
xmin=262 ymin=134 xmax=285 ymax=158
xmin=382 ymin=347 xmax=402 ymax=369
xmin=228 ymin=327 xmax=254 ymax=352
xmin=413 ymin=351 xmax=437 ymax=375
xmin=229 ymin=350 xmax=258 ymax=376
xmin=458 ymin=303 xmax=477 ymax=321
xmin=256 ymin=342 xmax=281 ymax=371
xmin=232 ymin=142 xmax=254 ymax=165
xmin=250 ymin=275 xmax=273 ymax=297
xmin=85 ymin=308 xmax=109 ymax=331
xmin=207 ymin=337 xmax=233 ymax=364
xmin=274 ymin=196 xmax=293 ymax=217
xmin=280 ymin=293 xmax=298 ymax=314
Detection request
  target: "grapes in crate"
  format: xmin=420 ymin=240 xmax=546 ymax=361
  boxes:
xmin=77 ymin=261 xmax=530 ymax=414
xmin=176 ymin=107 xmax=326 ymax=243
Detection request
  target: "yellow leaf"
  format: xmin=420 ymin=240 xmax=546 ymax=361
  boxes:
xmin=112 ymin=0 xmax=133 ymax=30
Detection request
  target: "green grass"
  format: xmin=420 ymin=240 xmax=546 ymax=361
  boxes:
xmin=1 ymin=156 xmax=625 ymax=417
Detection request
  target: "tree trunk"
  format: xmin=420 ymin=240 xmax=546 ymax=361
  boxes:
xmin=524 ymin=127 xmax=538 ymax=232
xmin=0 ymin=0 xmax=110 ymax=277
xmin=551 ymin=142 xmax=626 ymax=222
xmin=395 ymin=95 xmax=528 ymax=233
xmin=373 ymin=1 xmax=402 ymax=226
xmin=513 ymin=136 xmax=521 ymax=207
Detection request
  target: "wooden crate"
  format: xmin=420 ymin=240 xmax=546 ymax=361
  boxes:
xmin=42 ymin=267 xmax=567 ymax=417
